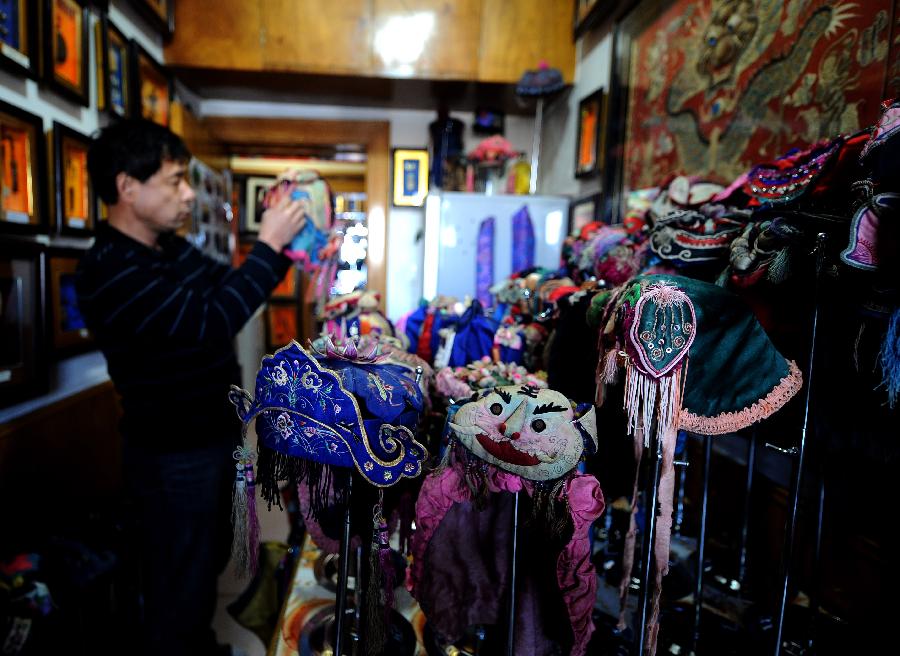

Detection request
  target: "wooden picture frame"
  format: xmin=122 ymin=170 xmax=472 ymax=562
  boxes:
xmin=568 ymin=191 xmax=602 ymax=236
xmin=47 ymin=251 xmax=92 ymax=355
xmin=0 ymin=239 xmax=46 ymax=407
xmin=0 ymin=0 xmax=39 ymax=78
xmin=266 ymin=303 xmax=299 ymax=351
xmin=575 ymin=89 xmax=605 ymax=179
xmin=130 ymin=41 xmax=172 ymax=126
xmin=243 ymin=176 xmax=275 ymax=234
xmin=391 ymin=148 xmax=429 ymax=207
xmin=573 ymin=0 xmax=622 ymax=39
xmin=128 ymin=0 xmax=175 ymax=40
xmin=52 ymin=121 xmax=96 ymax=235
xmin=0 ymin=100 xmax=47 ymax=234
xmin=95 ymin=15 xmax=132 ymax=118
xmin=41 ymin=0 xmax=90 ymax=106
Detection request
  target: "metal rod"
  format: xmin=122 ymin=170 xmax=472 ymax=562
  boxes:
xmin=334 ymin=475 xmax=353 ymax=656
xmin=635 ymin=431 xmax=663 ymax=656
xmin=691 ymin=434 xmax=713 ymax=653
xmin=807 ymin=470 xmax=827 ymax=652
xmin=529 ymin=98 xmax=544 ymax=194
xmin=506 ymin=490 xmax=520 ymax=656
xmin=738 ymin=431 xmax=757 ymax=590
xmin=773 ymin=233 xmax=827 ymax=656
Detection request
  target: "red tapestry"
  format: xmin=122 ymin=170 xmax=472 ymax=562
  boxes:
xmin=624 ymin=0 xmax=896 ymax=191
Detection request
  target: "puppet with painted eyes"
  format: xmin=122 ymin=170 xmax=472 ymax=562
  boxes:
xmin=410 ymin=385 xmax=604 ymax=656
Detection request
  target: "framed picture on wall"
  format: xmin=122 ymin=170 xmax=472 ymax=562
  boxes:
xmin=131 ymin=42 xmax=172 ymax=127
xmin=243 ymin=176 xmax=275 ymax=233
xmin=95 ymin=16 xmax=132 ymax=118
xmin=392 ymin=148 xmax=429 ymax=207
xmin=1 ymin=100 xmax=47 ymax=234
xmin=0 ymin=0 xmax=39 ymax=77
xmin=47 ymin=251 xmax=92 ymax=355
xmin=573 ymin=0 xmax=618 ymax=39
xmin=128 ymin=0 xmax=175 ymax=39
xmin=568 ymin=191 xmax=602 ymax=236
xmin=0 ymin=240 xmax=46 ymax=407
xmin=41 ymin=0 xmax=90 ymax=106
xmin=266 ymin=304 xmax=299 ymax=351
xmin=52 ymin=121 xmax=96 ymax=235
xmin=575 ymin=89 xmax=604 ymax=178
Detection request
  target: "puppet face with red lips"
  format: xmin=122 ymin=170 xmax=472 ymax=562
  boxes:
xmin=449 ymin=385 xmax=597 ymax=481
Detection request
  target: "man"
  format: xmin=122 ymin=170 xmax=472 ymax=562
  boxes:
xmin=77 ymin=119 xmax=305 ymax=655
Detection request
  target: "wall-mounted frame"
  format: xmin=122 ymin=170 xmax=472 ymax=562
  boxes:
xmin=266 ymin=303 xmax=299 ymax=351
xmin=0 ymin=0 xmax=39 ymax=77
xmin=128 ymin=0 xmax=175 ymax=40
xmin=52 ymin=121 xmax=96 ymax=235
xmin=41 ymin=0 xmax=90 ymax=106
xmin=573 ymin=0 xmax=623 ymax=39
xmin=0 ymin=239 xmax=46 ymax=408
xmin=575 ymin=89 xmax=605 ymax=179
xmin=95 ymin=15 xmax=132 ymax=118
xmin=568 ymin=191 xmax=602 ymax=236
xmin=243 ymin=176 xmax=275 ymax=234
xmin=130 ymin=41 xmax=172 ymax=127
xmin=392 ymin=148 xmax=429 ymax=207
xmin=0 ymin=100 xmax=47 ymax=235
xmin=47 ymin=250 xmax=92 ymax=356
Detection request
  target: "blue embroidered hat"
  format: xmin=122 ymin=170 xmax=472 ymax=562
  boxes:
xmin=228 ymin=341 xmax=428 ymax=508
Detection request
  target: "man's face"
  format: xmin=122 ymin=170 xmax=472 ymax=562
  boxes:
xmin=130 ymin=159 xmax=195 ymax=233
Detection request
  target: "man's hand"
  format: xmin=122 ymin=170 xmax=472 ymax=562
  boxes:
xmin=258 ymin=187 xmax=307 ymax=252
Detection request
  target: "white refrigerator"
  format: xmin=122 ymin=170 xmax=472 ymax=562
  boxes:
xmin=422 ymin=192 xmax=569 ymax=302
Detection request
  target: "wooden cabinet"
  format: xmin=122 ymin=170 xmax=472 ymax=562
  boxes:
xmin=165 ymin=0 xmax=263 ymax=71
xmin=371 ymin=0 xmax=481 ymax=79
xmin=478 ymin=0 xmax=576 ymax=84
xmin=260 ymin=0 xmax=373 ymax=75
xmin=164 ymin=0 xmax=575 ymax=84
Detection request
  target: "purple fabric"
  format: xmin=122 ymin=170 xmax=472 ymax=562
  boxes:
xmin=409 ymin=461 xmax=604 ymax=656
xmin=476 ymin=217 xmax=495 ymax=308
xmin=512 ymin=205 xmax=536 ymax=272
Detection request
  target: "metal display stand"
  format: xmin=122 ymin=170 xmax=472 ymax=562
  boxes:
xmin=634 ymin=429 xmax=664 ymax=656
xmin=334 ymin=475 xmax=354 ymax=656
xmin=507 ymin=490 xmax=521 ymax=656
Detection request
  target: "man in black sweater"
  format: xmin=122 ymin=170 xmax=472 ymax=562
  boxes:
xmin=77 ymin=120 xmax=305 ymax=656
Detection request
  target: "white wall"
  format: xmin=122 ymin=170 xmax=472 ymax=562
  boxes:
xmin=199 ymin=99 xmax=535 ymax=321
xmin=0 ymin=0 xmax=162 ymax=138
xmin=538 ymin=29 xmax=613 ymax=199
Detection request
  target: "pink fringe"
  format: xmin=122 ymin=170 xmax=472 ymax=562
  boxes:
xmin=679 ymin=360 xmax=803 ymax=435
xmin=603 ymin=346 xmax=621 ymax=385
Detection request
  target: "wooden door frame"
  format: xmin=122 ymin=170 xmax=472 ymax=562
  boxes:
xmin=202 ymin=116 xmax=391 ymax=309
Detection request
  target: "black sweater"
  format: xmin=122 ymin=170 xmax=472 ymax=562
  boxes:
xmin=76 ymin=222 xmax=291 ymax=450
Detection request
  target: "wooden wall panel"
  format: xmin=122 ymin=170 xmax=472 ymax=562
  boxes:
xmin=371 ymin=0 xmax=481 ymax=79
xmin=261 ymin=0 xmax=373 ymax=75
xmin=165 ymin=0 xmax=263 ymax=70
xmin=478 ymin=0 xmax=576 ymax=83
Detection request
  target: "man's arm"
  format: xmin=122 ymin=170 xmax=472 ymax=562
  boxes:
xmin=78 ymin=240 xmax=290 ymax=343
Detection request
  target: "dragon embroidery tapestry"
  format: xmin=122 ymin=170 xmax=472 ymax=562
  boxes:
xmin=623 ymin=0 xmax=897 ymax=190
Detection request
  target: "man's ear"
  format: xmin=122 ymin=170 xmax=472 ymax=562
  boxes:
xmin=116 ymin=172 xmax=136 ymax=203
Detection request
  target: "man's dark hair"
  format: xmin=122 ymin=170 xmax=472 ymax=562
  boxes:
xmin=88 ymin=119 xmax=192 ymax=205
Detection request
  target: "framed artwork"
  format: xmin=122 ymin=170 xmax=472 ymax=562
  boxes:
xmin=47 ymin=251 xmax=92 ymax=355
xmin=131 ymin=42 xmax=171 ymax=127
xmin=95 ymin=16 xmax=131 ymax=118
xmin=575 ymin=89 xmax=604 ymax=178
xmin=392 ymin=148 xmax=429 ymax=207
xmin=0 ymin=240 xmax=46 ymax=408
xmin=52 ymin=121 xmax=96 ymax=235
xmin=573 ymin=0 xmax=620 ymax=39
xmin=243 ymin=176 xmax=275 ymax=234
xmin=266 ymin=304 xmax=298 ymax=351
xmin=568 ymin=192 xmax=602 ymax=236
xmin=235 ymin=240 xmax=297 ymax=299
xmin=128 ymin=0 xmax=175 ymax=39
xmin=607 ymin=0 xmax=894 ymax=218
xmin=0 ymin=0 xmax=39 ymax=77
xmin=0 ymin=100 xmax=47 ymax=234
xmin=41 ymin=0 xmax=90 ymax=106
